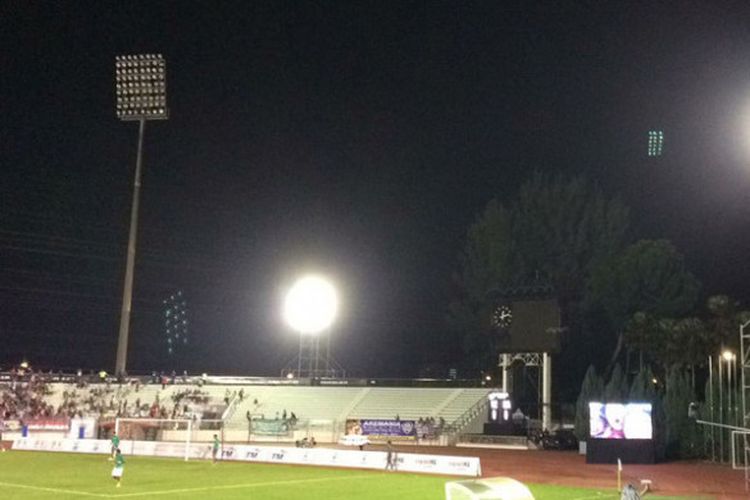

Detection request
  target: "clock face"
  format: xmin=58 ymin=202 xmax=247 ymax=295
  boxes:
xmin=492 ymin=305 xmax=512 ymax=328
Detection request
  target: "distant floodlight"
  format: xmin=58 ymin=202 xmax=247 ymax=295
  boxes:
xmin=648 ymin=130 xmax=664 ymax=157
xmin=722 ymin=350 xmax=735 ymax=362
xmin=284 ymin=275 xmax=338 ymax=334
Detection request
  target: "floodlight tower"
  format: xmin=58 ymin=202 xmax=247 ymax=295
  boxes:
xmin=114 ymin=54 xmax=168 ymax=375
xmin=283 ymin=275 xmax=339 ymax=378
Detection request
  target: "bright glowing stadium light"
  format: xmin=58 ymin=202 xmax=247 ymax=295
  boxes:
xmin=284 ymin=275 xmax=338 ymax=334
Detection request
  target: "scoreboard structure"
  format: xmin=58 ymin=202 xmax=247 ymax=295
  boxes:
xmin=488 ymin=284 xmax=561 ymax=431
xmin=492 ymin=298 xmax=561 ymax=354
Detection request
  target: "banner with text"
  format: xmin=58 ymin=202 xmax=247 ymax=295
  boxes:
xmin=252 ymin=419 xmax=290 ymax=436
xmin=347 ymin=419 xmax=417 ymax=440
xmin=24 ymin=418 xmax=70 ymax=431
xmin=12 ymin=438 xmax=480 ymax=477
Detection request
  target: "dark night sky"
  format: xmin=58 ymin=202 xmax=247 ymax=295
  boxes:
xmin=3 ymin=1 xmax=750 ymax=379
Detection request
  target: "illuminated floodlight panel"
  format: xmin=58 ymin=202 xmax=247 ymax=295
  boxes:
xmin=648 ymin=130 xmax=664 ymax=156
xmin=164 ymin=290 xmax=188 ymax=357
xmin=284 ymin=275 xmax=338 ymax=334
xmin=115 ymin=54 xmax=168 ymax=120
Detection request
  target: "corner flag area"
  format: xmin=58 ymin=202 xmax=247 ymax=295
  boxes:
xmin=1 ymin=451 xmax=697 ymax=500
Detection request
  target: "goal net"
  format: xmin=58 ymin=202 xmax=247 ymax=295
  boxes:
xmin=445 ymin=477 xmax=535 ymax=500
xmin=115 ymin=418 xmax=224 ymax=462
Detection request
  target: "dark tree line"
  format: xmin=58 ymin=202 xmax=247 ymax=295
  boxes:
xmin=448 ymin=173 xmax=747 ymax=401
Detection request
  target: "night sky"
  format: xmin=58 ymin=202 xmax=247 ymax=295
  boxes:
xmin=3 ymin=1 xmax=750 ymax=379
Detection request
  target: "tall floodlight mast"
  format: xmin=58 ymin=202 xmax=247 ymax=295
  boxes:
xmin=114 ymin=54 xmax=168 ymax=375
xmin=283 ymin=275 xmax=339 ymax=378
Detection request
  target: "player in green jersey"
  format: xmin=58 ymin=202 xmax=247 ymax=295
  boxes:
xmin=212 ymin=434 xmax=220 ymax=464
xmin=110 ymin=433 xmax=120 ymax=461
xmin=111 ymin=448 xmax=125 ymax=487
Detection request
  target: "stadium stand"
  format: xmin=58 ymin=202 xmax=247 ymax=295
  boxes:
xmin=1 ymin=370 xmax=491 ymax=445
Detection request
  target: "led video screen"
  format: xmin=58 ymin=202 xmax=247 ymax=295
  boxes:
xmin=589 ymin=402 xmax=652 ymax=440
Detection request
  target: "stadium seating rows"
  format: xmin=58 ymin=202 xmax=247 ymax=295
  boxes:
xmin=229 ymin=386 xmax=491 ymax=428
xmin=5 ymin=380 xmax=490 ymax=434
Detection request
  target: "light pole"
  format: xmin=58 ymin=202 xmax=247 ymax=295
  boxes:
xmin=719 ymin=352 xmax=724 ymax=461
xmin=283 ymin=275 xmax=338 ymax=378
xmin=114 ymin=54 xmax=168 ymax=376
xmin=709 ymin=355 xmax=715 ymax=461
xmin=724 ymin=350 xmax=734 ymax=428
xmin=742 ymin=320 xmax=750 ymax=429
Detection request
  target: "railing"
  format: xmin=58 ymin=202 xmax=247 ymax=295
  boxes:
xmin=0 ymin=371 xmax=490 ymax=388
xmin=221 ymin=392 xmax=240 ymax=422
xmin=456 ymin=433 xmax=528 ymax=448
xmin=446 ymin=396 xmax=489 ymax=444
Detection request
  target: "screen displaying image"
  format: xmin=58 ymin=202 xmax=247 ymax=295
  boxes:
xmin=589 ymin=402 xmax=652 ymax=439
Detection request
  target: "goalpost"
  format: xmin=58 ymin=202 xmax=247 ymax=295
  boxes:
xmin=114 ymin=418 xmax=224 ymax=462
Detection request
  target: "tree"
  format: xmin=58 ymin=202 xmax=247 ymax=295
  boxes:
xmin=450 ymin=173 xmax=630 ymax=372
xmin=705 ymin=295 xmax=750 ymax=354
xmin=588 ymin=239 xmax=701 ymax=372
xmin=664 ymin=367 xmax=701 ymax=458
xmin=604 ymin=363 xmax=628 ymax=402
xmin=574 ymin=365 xmax=604 ymax=441
xmin=510 ymin=174 xmax=629 ymax=305
xmin=629 ymin=365 xmax=657 ymax=401
xmin=625 ymin=315 xmax=711 ymax=378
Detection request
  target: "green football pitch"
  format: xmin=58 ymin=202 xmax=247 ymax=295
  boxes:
xmin=0 ymin=451 xmax=697 ymax=499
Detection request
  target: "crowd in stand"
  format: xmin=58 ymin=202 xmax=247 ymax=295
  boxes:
xmin=416 ymin=416 xmax=446 ymax=438
xmin=0 ymin=372 xmax=55 ymax=420
xmin=2 ymin=366 xmax=451 ymax=440
xmin=0 ymin=365 xmax=214 ymax=422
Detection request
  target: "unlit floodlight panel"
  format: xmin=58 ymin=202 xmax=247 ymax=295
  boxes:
xmin=115 ymin=54 xmax=168 ymax=120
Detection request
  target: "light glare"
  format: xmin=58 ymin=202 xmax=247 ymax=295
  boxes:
xmin=284 ymin=275 xmax=338 ymax=334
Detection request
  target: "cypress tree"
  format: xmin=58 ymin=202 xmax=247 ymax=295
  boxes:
xmin=575 ymin=365 xmax=604 ymax=441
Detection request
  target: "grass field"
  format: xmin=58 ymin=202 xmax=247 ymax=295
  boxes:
xmin=0 ymin=451 xmax=699 ymax=499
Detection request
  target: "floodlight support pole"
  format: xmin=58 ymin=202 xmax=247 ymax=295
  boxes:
xmin=326 ymin=329 xmax=331 ymax=377
xmin=542 ymin=352 xmax=552 ymax=430
xmin=297 ymin=334 xmax=303 ymax=377
xmin=742 ymin=321 xmax=750 ymax=428
xmin=116 ymin=118 xmax=146 ymax=376
xmin=720 ymin=354 xmax=724 ymax=461
xmin=709 ymin=355 xmax=715 ymax=461
xmin=741 ymin=320 xmax=750 ymax=491
xmin=501 ymin=354 xmax=510 ymax=393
